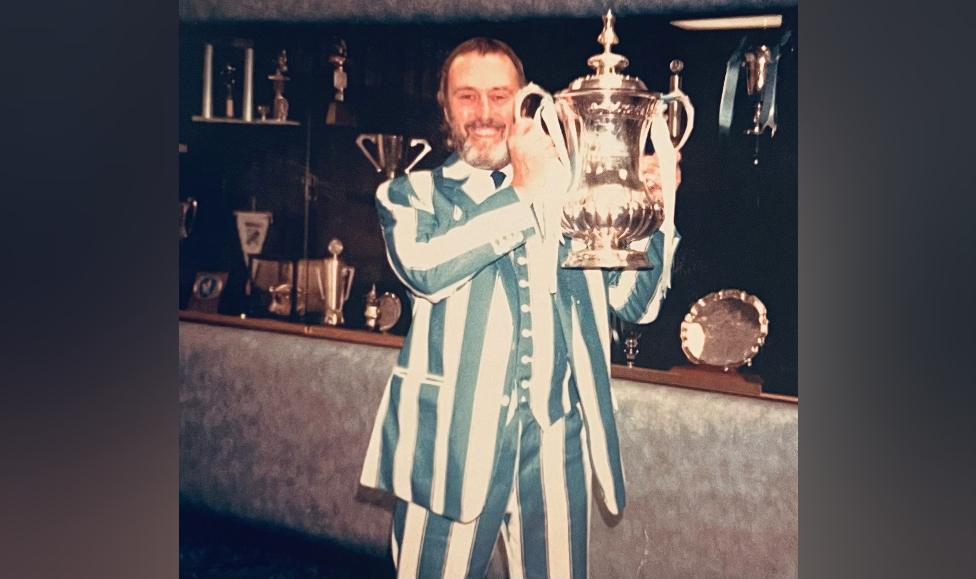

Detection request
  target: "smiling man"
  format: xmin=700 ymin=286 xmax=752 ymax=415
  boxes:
xmin=441 ymin=48 xmax=521 ymax=169
xmin=360 ymin=37 xmax=681 ymax=579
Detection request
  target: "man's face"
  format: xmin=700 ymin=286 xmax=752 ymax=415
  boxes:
xmin=444 ymin=52 xmax=520 ymax=170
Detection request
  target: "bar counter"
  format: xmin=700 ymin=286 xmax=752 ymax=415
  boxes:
xmin=179 ymin=310 xmax=797 ymax=577
xmin=179 ymin=310 xmax=797 ymax=403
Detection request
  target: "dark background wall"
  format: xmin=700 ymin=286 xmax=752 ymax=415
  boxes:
xmin=178 ymin=9 xmax=797 ymax=395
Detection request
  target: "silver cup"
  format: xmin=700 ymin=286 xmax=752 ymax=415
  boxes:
xmin=356 ymin=134 xmax=432 ymax=179
xmin=513 ymin=10 xmax=694 ymax=270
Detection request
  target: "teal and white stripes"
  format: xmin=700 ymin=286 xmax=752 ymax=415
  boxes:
xmin=391 ymin=408 xmax=591 ymax=579
xmin=362 ymin=154 xmax=679 ymax=533
xmin=377 ymin=169 xmax=537 ymax=303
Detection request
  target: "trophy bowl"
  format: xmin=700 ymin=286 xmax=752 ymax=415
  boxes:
xmin=556 ymin=88 xmax=668 ymax=269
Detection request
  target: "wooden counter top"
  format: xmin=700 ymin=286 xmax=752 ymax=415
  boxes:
xmin=179 ymin=310 xmax=796 ymax=404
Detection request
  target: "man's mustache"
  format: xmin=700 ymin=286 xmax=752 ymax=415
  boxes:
xmin=464 ymin=120 xmax=506 ymax=132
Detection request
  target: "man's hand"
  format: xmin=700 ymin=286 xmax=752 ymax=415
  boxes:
xmin=640 ymin=151 xmax=682 ymax=191
xmin=508 ymin=118 xmax=569 ymax=201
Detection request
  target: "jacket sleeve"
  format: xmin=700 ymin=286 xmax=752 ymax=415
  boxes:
xmin=376 ymin=172 xmax=539 ymax=303
xmin=606 ymin=228 xmax=682 ymax=324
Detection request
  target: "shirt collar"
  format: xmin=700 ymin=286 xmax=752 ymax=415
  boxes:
xmin=441 ymin=153 xmax=512 ymax=184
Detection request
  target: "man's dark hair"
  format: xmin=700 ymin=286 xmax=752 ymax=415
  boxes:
xmin=437 ymin=37 xmax=527 ymax=148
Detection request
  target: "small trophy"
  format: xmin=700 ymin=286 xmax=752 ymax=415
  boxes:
xmin=364 ymin=284 xmax=402 ymax=332
xmin=248 ymin=257 xmax=295 ymax=317
xmin=268 ymin=50 xmax=290 ymax=122
xmin=356 ymin=134 xmax=432 ymax=180
xmin=364 ymin=285 xmax=380 ymax=330
xmin=219 ymin=62 xmax=237 ymax=118
xmin=321 ymin=238 xmax=355 ymax=326
xmin=743 ymin=45 xmax=774 ymax=137
xmin=179 ymin=197 xmax=198 ymax=240
xmin=326 ymin=39 xmax=356 ymax=126
xmin=623 ymin=331 xmax=641 ymax=368
xmin=612 ymin=314 xmax=642 ymax=367
xmin=718 ymin=31 xmax=791 ymax=164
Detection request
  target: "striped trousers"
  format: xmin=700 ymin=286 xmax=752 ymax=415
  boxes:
xmin=391 ymin=405 xmax=592 ymax=579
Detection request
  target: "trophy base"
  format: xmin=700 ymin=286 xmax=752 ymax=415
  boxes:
xmin=562 ymin=247 xmax=653 ymax=270
xmin=323 ymin=310 xmax=344 ymax=326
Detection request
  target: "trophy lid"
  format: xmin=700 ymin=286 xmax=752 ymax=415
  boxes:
xmin=560 ymin=10 xmax=650 ymax=94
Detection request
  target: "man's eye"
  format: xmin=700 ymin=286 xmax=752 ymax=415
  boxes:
xmin=491 ymin=94 xmax=510 ymax=102
xmin=457 ymin=93 xmax=475 ymax=102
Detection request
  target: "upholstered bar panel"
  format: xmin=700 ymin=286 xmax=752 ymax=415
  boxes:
xmin=179 ymin=321 xmax=399 ymax=555
xmin=594 ymin=380 xmax=797 ymax=578
xmin=179 ymin=320 xmax=796 ymax=576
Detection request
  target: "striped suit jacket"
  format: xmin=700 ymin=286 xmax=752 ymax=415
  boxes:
xmin=360 ymin=154 xmax=678 ymax=523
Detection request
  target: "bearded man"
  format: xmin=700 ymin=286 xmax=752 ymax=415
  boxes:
xmin=360 ymin=37 xmax=680 ymax=579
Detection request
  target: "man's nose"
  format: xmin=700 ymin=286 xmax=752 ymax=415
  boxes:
xmin=479 ymin=94 xmax=491 ymax=120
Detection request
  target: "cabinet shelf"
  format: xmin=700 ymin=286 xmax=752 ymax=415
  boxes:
xmin=191 ymin=115 xmax=300 ymax=126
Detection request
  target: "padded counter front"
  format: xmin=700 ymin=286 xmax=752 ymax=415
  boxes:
xmin=179 ymin=320 xmax=797 ymax=578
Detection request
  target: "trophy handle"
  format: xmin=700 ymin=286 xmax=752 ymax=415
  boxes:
xmin=660 ymin=89 xmax=695 ymax=151
xmin=355 ymin=134 xmax=384 ymax=173
xmin=514 ymin=82 xmax=550 ymax=122
xmin=404 ymin=138 xmax=431 ymax=174
xmin=342 ymin=265 xmax=355 ymax=303
xmin=514 ymin=83 xmax=571 ymax=174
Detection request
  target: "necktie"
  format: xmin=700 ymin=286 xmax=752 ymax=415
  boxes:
xmin=491 ymin=170 xmax=506 ymax=189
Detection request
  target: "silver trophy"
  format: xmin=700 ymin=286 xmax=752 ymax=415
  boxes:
xmin=356 ymin=134 xmax=432 ymax=180
xmin=179 ymin=198 xmax=198 ymax=240
xmin=321 ymin=238 xmax=356 ymax=326
xmin=513 ymin=10 xmax=694 ymax=269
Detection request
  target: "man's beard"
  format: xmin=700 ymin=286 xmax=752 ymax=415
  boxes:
xmin=452 ymin=120 xmax=511 ymax=170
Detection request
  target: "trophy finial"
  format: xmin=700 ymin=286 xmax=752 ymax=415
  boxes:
xmin=598 ymin=9 xmax=618 ymax=52
xmin=587 ymin=9 xmax=629 ymax=75
xmin=328 ymin=238 xmax=344 ymax=257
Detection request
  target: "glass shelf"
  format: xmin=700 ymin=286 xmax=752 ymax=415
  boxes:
xmin=191 ymin=115 xmax=301 ymax=126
